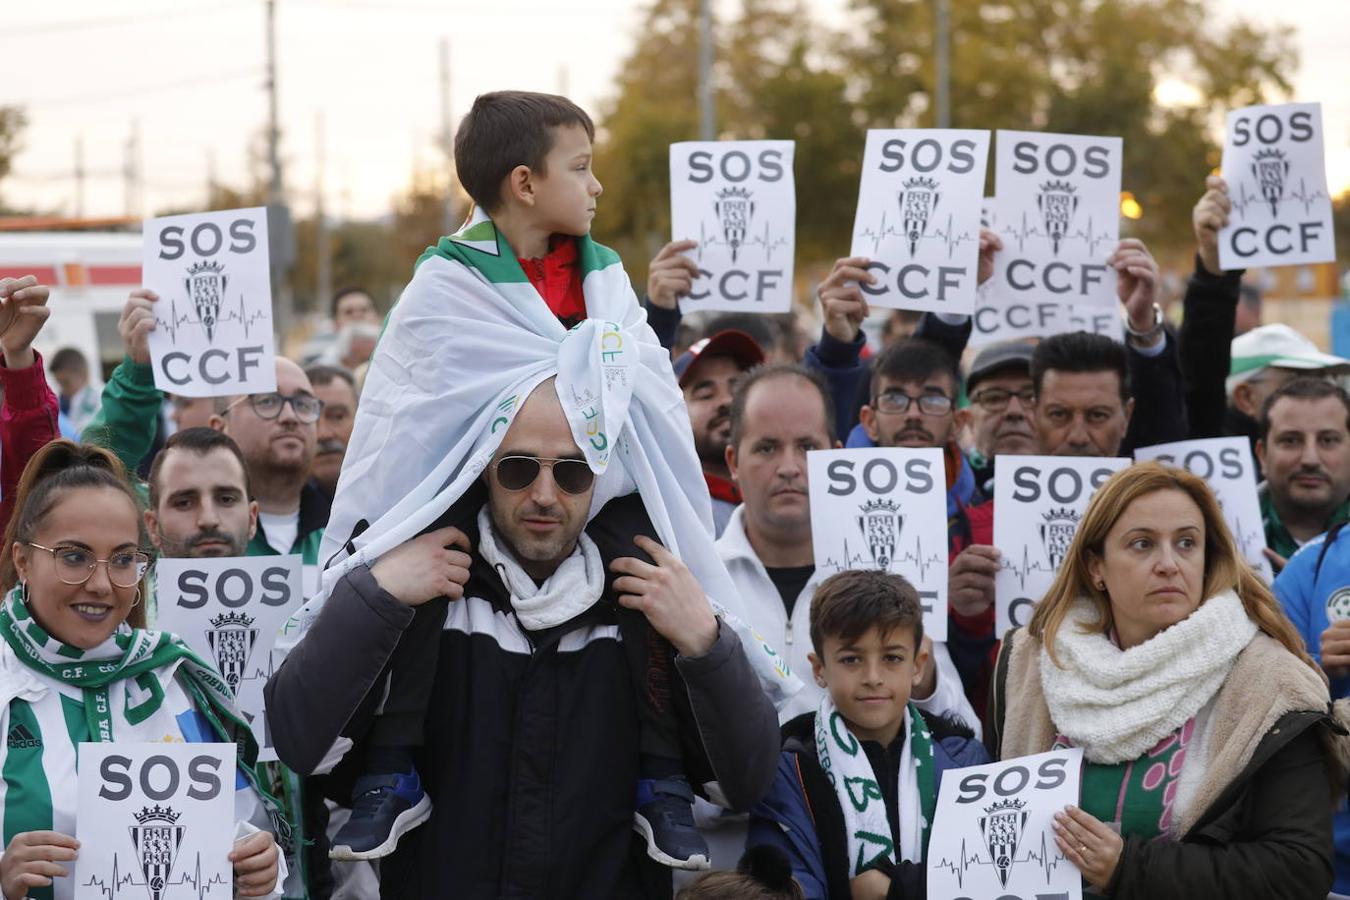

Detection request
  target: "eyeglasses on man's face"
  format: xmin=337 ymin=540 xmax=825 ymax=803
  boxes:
xmin=969 ymin=386 xmax=1036 ymax=412
xmin=224 ymin=392 xmax=324 ymax=424
xmin=872 ymin=390 xmax=954 ymax=416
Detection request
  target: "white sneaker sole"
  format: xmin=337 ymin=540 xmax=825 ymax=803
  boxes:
xmin=329 ymin=794 xmax=433 ymax=861
xmin=633 ymin=814 xmax=711 ymax=871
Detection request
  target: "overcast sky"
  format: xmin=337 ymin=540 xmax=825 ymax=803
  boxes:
xmin=4 ymin=0 xmax=1347 ymax=222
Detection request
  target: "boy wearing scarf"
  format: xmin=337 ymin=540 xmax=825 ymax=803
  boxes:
xmin=748 ymin=570 xmax=987 ymax=899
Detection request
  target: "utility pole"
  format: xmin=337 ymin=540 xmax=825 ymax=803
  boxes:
xmin=698 ymin=0 xmax=714 ymax=140
xmin=439 ymin=38 xmax=457 ymax=234
xmin=123 ymin=119 xmax=142 ymax=220
xmin=934 ymin=0 xmax=951 ymax=128
xmin=315 ymin=112 xmax=331 ymax=314
xmin=264 ymin=0 xmax=294 ymax=340
xmin=74 ymin=136 xmax=85 ymax=219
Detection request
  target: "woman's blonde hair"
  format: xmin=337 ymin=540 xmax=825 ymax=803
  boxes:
xmin=1027 ymin=461 xmax=1315 ymax=672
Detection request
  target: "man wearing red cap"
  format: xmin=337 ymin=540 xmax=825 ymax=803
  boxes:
xmin=674 ymin=330 xmax=766 ymax=536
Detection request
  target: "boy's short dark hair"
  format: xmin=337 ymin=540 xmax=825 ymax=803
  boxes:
xmin=147 ymin=427 xmax=252 ymax=508
xmin=1259 ymin=376 xmax=1350 ymax=443
xmin=1031 ymin=331 xmax=1130 ymax=404
xmin=809 ymin=569 xmax=924 ymax=656
xmin=454 ymin=91 xmax=595 ymax=214
xmin=870 ymin=338 xmax=961 ymax=399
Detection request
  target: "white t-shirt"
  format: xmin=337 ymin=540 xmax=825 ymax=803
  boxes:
xmin=258 ymin=509 xmax=300 ymax=554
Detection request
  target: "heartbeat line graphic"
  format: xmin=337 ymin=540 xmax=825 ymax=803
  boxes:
xmin=999 ymin=544 xmax=1057 ymax=591
xmin=1230 ymin=176 xmax=1330 ymax=220
xmin=997 ymin=209 xmax=1116 ymax=255
xmin=696 ymin=219 xmax=791 ymax=262
xmin=1231 ymin=514 xmax=1266 ymax=564
xmin=856 ymin=210 xmax=979 ymax=258
xmin=932 ymin=831 xmax=1069 ymax=890
xmin=820 ymin=535 xmax=946 ymax=581
xmin=82 ymin=851 xmax=229 ymax=899
xmin=154 ymin=296 xmax=271 ymax=344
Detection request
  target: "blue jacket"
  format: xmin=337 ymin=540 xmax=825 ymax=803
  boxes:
xmin=748 ymin=710 xmax=988 ymax=899
xmin=1274 ymin=524 xmax=1350 ymax=894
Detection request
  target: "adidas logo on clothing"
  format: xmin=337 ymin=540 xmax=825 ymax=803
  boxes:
xmin=7 ymin=723 xmax=40 ymax=750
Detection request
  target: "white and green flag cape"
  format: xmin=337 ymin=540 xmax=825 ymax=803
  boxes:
xmin=315 ymin=210 xmax=800 ymax=703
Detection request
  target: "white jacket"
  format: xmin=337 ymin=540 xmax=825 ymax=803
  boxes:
xmin=715 ymin=506 xmax=981 ymax=737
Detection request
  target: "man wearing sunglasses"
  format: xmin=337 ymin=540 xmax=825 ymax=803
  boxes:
xmin=266 ymin=377 xmax=779 ymax=897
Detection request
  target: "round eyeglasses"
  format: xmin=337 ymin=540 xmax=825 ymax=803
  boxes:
xmin=26 ymin=543 xmax=151 ymax=588
xmin=223 ymin=392 xmax=324 ymax=424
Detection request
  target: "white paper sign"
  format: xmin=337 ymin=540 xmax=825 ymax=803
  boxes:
xmin=1218 ymin=102 xmax=1335 ymax=270
xmin=927 ymin=749 xmax=1084 ymax=900
xmin=994 ymin=131 xmax=1121 ymax=308
xmin=76 ymin=742 xmax=236 ymax=899
xmin=670 ymin=141 xmax=796 ymax=314
xmin=849 ymin=129 xmax=990 ymax=314
xmin=807 ymin=447 xmax=949 ymax=641
xmin=1134 ymin=437 xmax=1273 ymax=582
xmin=154 ymin=555 xmax=304 ymax=762
xmin=994 ymin=455 xmax=1130 ymax=635
xmin=142 ymin=207 xmax=276 ymax=398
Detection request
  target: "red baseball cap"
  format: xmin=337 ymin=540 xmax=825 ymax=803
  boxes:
xmin=673 ymin=329 xmax=766 ymax=387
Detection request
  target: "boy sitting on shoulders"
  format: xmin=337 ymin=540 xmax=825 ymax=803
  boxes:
xmin=748 ymin=570 xmax=988 ymax=899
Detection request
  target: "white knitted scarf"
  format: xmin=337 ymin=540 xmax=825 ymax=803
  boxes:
xmin=477 ymin=506 xmax=605 ymax=631
xmin=1041 ymin=590 xmax=1257 ymax=764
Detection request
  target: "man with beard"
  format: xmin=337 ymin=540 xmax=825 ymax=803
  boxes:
xmin=305 ymin=364 xmax=359 ymax=499
xmin=208 ymin=358 xmax=327 ymax=573
xmin=145 ymin=427 xmax=258 ymax=559
xmin=673 ymin=330 xmax=765 ymax=536
xmin=1257 ymin=378 xmax=1350 ymax=568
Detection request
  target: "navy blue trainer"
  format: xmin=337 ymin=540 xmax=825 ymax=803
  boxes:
xmin=329 ymin=771 xmax=432 ymax=861
xmin=634 ymin=776 xmax=710 ymax=870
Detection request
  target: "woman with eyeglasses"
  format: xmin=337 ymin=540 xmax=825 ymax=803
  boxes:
xmin=0 ymin=441 xmax=285 ymax=900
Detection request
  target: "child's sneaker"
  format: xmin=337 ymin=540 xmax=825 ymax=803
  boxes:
xmin=329 ymin=771 xmax=432 ymax=861
xmin=633 ymin=776 xmax=710 ymax=870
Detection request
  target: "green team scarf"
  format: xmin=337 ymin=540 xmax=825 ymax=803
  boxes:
xmin=0 ymin=587 xmax=290 ymax=837
xmin=815 ymin=696 xmax=936 ymax=876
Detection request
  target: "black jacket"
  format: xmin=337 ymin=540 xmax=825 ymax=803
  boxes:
xmin=1178 ymin=255 xmax=1244 ymax=442
xmin=265 ymin=505 xmax=780 ymax=898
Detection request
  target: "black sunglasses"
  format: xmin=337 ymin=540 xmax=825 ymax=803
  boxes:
xmin=493 ymin=455 xmax=595 ymax=495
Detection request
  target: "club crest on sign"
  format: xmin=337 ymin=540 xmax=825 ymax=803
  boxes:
xmin=1039 ymin=507 xmax=1080 ymax=571
xmin=857 ymin=498 xmax=903 ymax=568
xmin=1252 ymin=148 xmax=1290 ymax=217
xmin=184 ymin=260 xmax=227 ymax=343
xmin=714 ymin=187 xmax=754 ymax=262
xmin=898 ymin=177 xmax=941 ymax=255
xmin=1328 ymin=587 xmax=1350 ymax=623
xmin=978 ymin=797 xmax=1028 ymax=889
xmin=1036 ymin=180 xmax=1078 ymax=255
xmin=206 ymin=611 xmax=259 ymax=694
xmin=130 ymin=805 xmax=184 ymax=900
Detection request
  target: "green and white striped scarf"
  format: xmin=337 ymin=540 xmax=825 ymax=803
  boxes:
xmin=0 ymin=587 xmax=288 ymax=834
xmin=815 ymin=696 xmax=936 ymax=876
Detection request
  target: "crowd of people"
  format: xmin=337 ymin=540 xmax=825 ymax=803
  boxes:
xmin=0 ymin=89 xmax=1345 ymax=900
